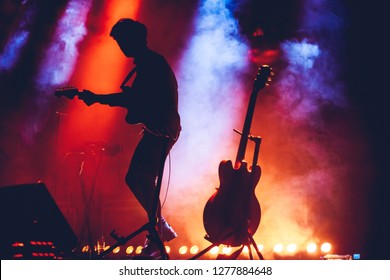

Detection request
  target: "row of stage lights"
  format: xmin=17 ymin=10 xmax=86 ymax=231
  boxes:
xmin=81 ymin=242 xmax=334 ymax=259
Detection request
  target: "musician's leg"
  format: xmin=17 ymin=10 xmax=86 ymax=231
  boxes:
xmin=125 ymin=132 xmax=177 ymax=258
xmin=125 ymin=131 xmax=177 ymax=241
xmin=125 ymin=132 xmax=162 ymax=218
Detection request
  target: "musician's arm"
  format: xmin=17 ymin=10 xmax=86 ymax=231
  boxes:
xmin=80 ymin=87 xmax=131 ymax=107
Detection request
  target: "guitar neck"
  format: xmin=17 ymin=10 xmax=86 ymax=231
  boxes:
xmin=234 ymin=65 xmax=272 ymax=167
xmin=235 ymin=88 xmax=259 ymax=166
xmin=54 ymin=87 xmax=81 ymax=99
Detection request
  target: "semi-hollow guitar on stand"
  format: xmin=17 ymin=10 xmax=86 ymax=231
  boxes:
xmin=202 ymin=65 xmax=273 ymax=258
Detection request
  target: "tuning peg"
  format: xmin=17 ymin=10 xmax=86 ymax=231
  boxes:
xmin=265 ymin=83 xmax=270 ymax=87
xmin=270 ymin=71 xmax=275 ymax=76
xmin=267 ymin=77 xmax=272 ymax=82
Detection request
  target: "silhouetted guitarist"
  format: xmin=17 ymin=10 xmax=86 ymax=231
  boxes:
xmin=80 ymin=18 xmax=181 ymax=258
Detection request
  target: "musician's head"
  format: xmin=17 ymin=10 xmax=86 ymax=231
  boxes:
xmin=110 ymin=18 xmax=147 ymax=57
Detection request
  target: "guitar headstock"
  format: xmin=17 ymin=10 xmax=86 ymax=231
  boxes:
xmin=252 ymin=65 xmax=274 ymax=93
xmin=54 ymin=86 xmax=80 ymax=99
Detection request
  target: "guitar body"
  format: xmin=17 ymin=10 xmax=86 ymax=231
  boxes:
xmin=203 ymin=160 xmax=261 ymax=246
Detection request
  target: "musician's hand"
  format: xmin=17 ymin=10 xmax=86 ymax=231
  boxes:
xmin=79 ymin=90 xmax=96 ymax=106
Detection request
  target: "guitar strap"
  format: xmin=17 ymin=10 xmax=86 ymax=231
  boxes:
xmin=120 ymin=66 xmax=137 ymax=90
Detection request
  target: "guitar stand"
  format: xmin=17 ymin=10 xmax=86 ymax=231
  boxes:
xmin=98 ymin=137 xmax=170 ymax=260
xmin=189 ymin=227 xmax=265 ymax=260
xmin=190 ymin=131 xmax=265 ymax=260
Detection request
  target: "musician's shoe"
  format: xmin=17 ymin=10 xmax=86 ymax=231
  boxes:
xmin=139 ymin=217 xmax=176 ymax=259
xmin=140 ymin=240 xmax=162 ymax=260
xmin=159 ymin=217 xmax=177 ymax=242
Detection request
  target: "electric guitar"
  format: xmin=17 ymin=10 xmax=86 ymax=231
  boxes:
xmin=54 ymin=86 xmax=82 ymax=99
xmin=54 ymin=86 xmax=142 ymax=124
xmin=203 ymin=65 xmax=273 ymax=246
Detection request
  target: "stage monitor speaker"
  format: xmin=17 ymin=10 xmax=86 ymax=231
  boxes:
xmin=0 ymin=182 xmax=78 ymax=259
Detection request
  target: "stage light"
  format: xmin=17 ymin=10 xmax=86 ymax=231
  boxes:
xmin=243 ymin=246 xmax=249 ymax=254
xmin=306 ymin=243 xmax=317 ymax=254
xmin=321 ymin=242 xmax=332 ymax=253
xmin=257 ymin=244 xmax=264 ymax=251
xmin=112 ymin=246 xmax=120 ymax=254
xmin=210 ymin=246 xmax=219 ymax=255
xmin=125 ymin=246 xmax=134 ymax=255
xmin=252 ymin=27 xmax=265 ymax=37
xmin=81 ymin=245 xmax=89 ymax=253
xmin=96 ymin=238 xmax=106 ymax=253
xmin=273 ymin=244 xmax=283 ymax=253
xmin=190 ymin=245 xmax=199 ymax=254
xmin=179 ymin=246 xmax=188 ymax=255
xmin=286 ymin=243 xmax=297 ymax=253
xmin=165 ymin=246 xmax=171 ymax=254
xmin=11 ymin=242 xmax=24 ymax=247
xmin=135 ymin=246 xmax=143 ymax=254
xmin=222 ymin=246 xmax=232 ymax=255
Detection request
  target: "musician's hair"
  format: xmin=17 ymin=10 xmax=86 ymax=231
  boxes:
xmin=110 ymin=18 xmax=147 ymax=45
